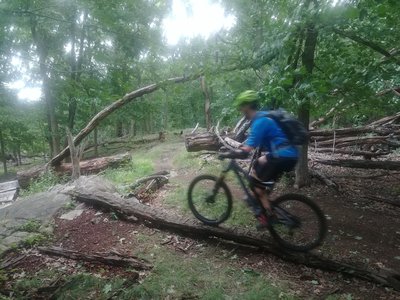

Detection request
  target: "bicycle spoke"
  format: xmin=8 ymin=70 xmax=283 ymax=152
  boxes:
xmin=270 ymin=197 xmax=325 ymax=251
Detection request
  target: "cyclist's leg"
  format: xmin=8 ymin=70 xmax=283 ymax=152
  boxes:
xmin=251 ymin=156 xmax=298 ymax=212
xmin=250 ymin=155 xmax=277 ymax=212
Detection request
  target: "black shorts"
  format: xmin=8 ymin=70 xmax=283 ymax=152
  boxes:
xmin=253 ymin=156 xmax=297 ymax=183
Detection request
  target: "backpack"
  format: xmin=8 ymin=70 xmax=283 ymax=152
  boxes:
xmin=264 ymin=110 xmax=309 ymax=146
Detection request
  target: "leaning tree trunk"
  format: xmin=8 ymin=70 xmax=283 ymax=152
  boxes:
xmin=49 ymin=74 xmax=199 ymax=166
xmin=66 ymin=128 xmax=85 ymax=180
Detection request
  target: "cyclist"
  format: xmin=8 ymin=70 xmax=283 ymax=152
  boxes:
xmin=221 ymin=90 xmax=299 ymax=229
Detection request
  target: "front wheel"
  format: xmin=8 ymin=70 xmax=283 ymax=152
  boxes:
xmin=188 ymin=175 xmax=233 ymax=226
xmin=269 ymin=194 xmax=327 ymax=252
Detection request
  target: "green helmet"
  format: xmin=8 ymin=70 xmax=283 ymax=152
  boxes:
xmin=234 ymin=90 xmax=260 ymax=108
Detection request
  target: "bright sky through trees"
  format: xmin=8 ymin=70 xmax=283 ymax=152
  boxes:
xmin=163 ymin=0 xmax=236 ymax=45
xmin=6 ymin=0 xmax=235 ymax=102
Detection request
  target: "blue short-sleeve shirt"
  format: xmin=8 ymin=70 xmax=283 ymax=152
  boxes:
xmin=245 ymin=112 xmax=299 ymax=158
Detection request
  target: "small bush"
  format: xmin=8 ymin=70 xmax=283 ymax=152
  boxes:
xmin=20 ymin=171 xmax=62 ymax=196
xmin=17 ymin=219 xmax=41 ymax=233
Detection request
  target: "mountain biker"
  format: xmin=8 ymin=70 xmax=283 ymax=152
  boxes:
xmin=221 ymin=90 xmax=299 ymax=229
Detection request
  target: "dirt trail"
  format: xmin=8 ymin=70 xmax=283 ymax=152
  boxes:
xmin=153 ymin=142 xmax=400 ymax=273
xmin=2 ymin=140 xmax=400 ymax=299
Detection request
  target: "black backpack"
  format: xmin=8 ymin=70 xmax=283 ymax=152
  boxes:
xmin=264 ymin=110 xmax=309 ymax=146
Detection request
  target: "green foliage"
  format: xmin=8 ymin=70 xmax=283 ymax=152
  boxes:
xmin=127 ymin=250 xmax=294 ymax=300
xmin=17 ymin=219 xmax=41 ymax=233
xmin=21 ymin=233 xmax=48 ymax=248
xmin=20 ymin=171 xmax=62 ymax=196
xmin=103 ymin=154 xmax=154 ymax=188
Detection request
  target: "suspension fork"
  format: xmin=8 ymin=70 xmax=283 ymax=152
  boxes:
xmin=212 ymin=161 xmax=233 ymax=194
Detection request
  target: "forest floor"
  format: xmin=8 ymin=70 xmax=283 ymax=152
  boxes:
xmin=1 ymin=136 xmax=400 ymax=299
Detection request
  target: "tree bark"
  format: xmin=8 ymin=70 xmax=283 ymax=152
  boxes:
xmin=0 ymin=129 xmax=7 ymax=174
xmin=66 ymin=128 xmax=84 ymax=180
xmin=17 ymin=153 xmax=131 ymax=189
xmin=38 ymin=246 xmax=151 ymax=270
xmin=200 ymin=76 xmax=212 ymax=131
xmin=315 ymin=159 xmax=400 ymax=170
xmin=30 ymin=16 xmax=60 ymax=157
xmin=185 ymin=132 xmax=221 ymax=152
xmin=295 ymin=20 xmax=318 ymax=187
xmin=49 ymin=75 xmax=199 ymax=166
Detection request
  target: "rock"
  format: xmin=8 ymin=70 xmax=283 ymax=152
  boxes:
xmin=0 ymin=191 xmax=70 ymax=255
xmin=91 ymin=217 xmax=102 ymax=225
xmin=59 ymin=209 xmax=84 ymax=221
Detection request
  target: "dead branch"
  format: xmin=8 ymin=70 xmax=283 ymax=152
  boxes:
xmin=215 ymin=121 xmax=236 ymax=151
xmin=191 ymin=123 xmax=200 ymax=134
xmin=315 ymin=159 xmax=400 ymax=170
xmin=38 ymin=246 xmax=152 ymax=270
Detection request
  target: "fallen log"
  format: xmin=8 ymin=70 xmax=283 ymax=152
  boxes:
xmin=129 ymin=170 xmax=169 ymax=190
xmin=17 ymin=153 xmax=131 ymax=189
xmin=313 ymin=148 xmax=389 ymax=158
xmin=67 ymin=185 xmax=400 ymax=291
xmin=38 ymin=246 xmax=152 ymax=270
xmin=185 ymin=132 xmax=221 ymax=152
xmin=315 ymin=159 xmax=400 ymax=170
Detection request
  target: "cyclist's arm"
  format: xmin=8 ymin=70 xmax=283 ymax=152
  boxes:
xmin=241 ymin=118 xmax=265 ymax=153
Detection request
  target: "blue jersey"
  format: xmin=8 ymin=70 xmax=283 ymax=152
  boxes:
xmin=245 ymin=112 xmax=299 ymax=158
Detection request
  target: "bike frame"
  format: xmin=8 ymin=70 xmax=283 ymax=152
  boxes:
xmin=215 ymin=159 xmax=254 ymax=201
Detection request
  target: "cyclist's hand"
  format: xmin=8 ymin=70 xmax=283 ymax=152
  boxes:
xmin=218 ymin=149 xmax=249 ymax=160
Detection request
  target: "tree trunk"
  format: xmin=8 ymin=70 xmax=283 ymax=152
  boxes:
xmin=295 ymin=20 xmax=318 ymax=187
xmin=30 ymin=16 xmax=60 ymax=158
xmin=200 ymin=76 xmax=212 ymax=130
xmin=38 ymin=246 xmax=151 ymax=270
xmin=49 ymin=75 xmax=198 ymax=166
xmin=295 ymin=102 xmax=310 ymax=187
xmin=66 ymin=128 xmax=82 ymax=180
xmin=18 ymin=153 xmax=131 ymax=189
xmin=185 ymin=132 xmax=221 ymax=152
xmin=93 ymin=127 xmax=99 ymax=157
xmin=0 ymin=129 xmax=7 ymax=174
xmin=116 ymin=121 xmax=123 ymax=138
xmin=316 ymin=159 xmax=400 ymax=170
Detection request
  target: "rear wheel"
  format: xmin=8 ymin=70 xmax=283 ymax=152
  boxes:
xmin=188 ymin=175 xmax=233 ymax=226
xmin=269 ymin=194 xmax=327 ymax=252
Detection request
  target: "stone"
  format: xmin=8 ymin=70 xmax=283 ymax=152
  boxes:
xmin=0 ymin=190 xmax=70 ymax=255
xmin=59 ymin=209 xmax=84 ymax=221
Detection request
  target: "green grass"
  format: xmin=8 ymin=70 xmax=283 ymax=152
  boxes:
xmin=7 ymin=234 xmax=294 ymax=300
xmin=20 ymin=171 xmax=65 ymax=197
xmin=17 ymin=219 xmax=41 ymax=233
xmin=103 ymin=155 xmax=154 ymax=190
xmin=124 ymin=249 xmax=294 ymax=300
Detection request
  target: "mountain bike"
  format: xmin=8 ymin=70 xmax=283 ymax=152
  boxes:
xmin=187 ymin=156 xmax=327 ymax=252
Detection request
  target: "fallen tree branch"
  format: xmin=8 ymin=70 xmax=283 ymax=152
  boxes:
xmin=18 ymin=153 xmax=131 ymax=189
xmin=215 ymin=121 xmax=236 ymax=151
xmin=315 ymin=159 xmax=400 ymax=170
xmin=191 ymin=123 xmax=200 ymax=134
xmin=313 ymin=148 xmax=389 ymax=158
xmin=38 ymin=246 xmax=152 ymax=270
xmin=310 ymin=170 xmax=339 ymax=190
xmin=67 ymin=186 xmax=400 ymax=291
xmin=50 ymin=74 xmax=200 ymax=166
xmin=129 ymin=171 xmax=169 ymax=190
